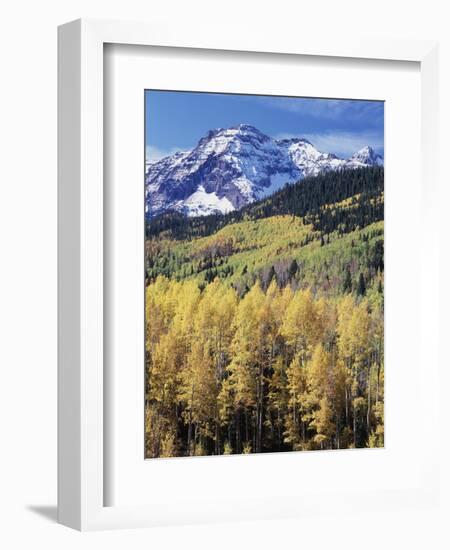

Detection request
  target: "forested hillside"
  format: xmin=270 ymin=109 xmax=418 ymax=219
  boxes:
xmin=145 ymin=167 xmax=384 ymax=458
xmin=146 ymin=166 xmax=383 ymax=240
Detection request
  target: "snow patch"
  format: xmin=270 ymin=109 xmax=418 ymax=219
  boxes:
xmin=182 ymin=186 xmax=234 ymax=217
xmin=146 ymin=125 xmax=383 ymax=218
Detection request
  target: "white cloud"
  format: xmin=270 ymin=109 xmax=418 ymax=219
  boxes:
xmin=275 ymin=130 xmax=384 ymax=158
xmin=260 ymin=97 xmax=383 ymax=123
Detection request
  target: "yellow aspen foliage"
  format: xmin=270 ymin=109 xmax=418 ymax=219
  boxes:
xmin=280 ymin=289 xmax=323 ymax=359
xmin=145 ymin=274 xmax=384 ymax=457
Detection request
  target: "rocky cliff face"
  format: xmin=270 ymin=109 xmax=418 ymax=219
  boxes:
xmin=146 ymin=124 xmax=383 ymax=217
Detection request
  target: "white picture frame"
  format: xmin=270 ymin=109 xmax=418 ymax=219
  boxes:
xmin=58 ymin=18 xmax=440 ymax=531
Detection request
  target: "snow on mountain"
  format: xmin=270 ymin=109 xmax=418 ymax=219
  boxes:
xmin=278 ymin=138 xmax=346 ymax=178
xmin=175 ymin=185 xmax=234 ymax=217
xmin=145 ymin=124 xmax=383 ymax=218
xmin=347 ymin=145 xmax=384 ymax=167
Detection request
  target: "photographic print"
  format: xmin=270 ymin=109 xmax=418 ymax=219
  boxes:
xmin=145 ymin=91 xmax=384 ymax=458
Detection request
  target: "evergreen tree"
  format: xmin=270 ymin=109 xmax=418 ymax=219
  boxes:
xmin=267 ymin=265 xmax=277 ymax=286
xmin=288 ymin=259 xmax=298 ymax=280
xmin=342 ymin=267 xmax=352 ymax=294
xmin=357 ymin=273 xmax=366 ymax=296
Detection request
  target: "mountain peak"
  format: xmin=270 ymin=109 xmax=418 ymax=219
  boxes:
xmin=355 ymin=145 xmax=376 ymax=158
xmin=196 ymin=124 xmax=270 ymax=149
xmin=233 ymin=123 xmax=261 ymax=132
xmin=222 ymin=124 xmax=270 ymax=141
xmin=277 ymin=136 xmax=312 ymax=146
xmin=146 ymin=125 xmax=383 ymax=218
xmin=349 ymin=145 xmax=383 ymax=166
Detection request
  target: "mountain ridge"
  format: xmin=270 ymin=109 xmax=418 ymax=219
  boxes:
xmin=146 ymin=124 xmax=383 ymax=218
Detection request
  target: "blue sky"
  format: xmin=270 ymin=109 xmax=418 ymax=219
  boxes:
xmin=145 ymin=90 xmax=384 ymax=161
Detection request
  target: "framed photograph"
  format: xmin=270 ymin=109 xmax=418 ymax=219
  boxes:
xmin=143 ymin=90 xmax=385 ymax=460
xmin=58 ymin=19 xmax=440 ymax=530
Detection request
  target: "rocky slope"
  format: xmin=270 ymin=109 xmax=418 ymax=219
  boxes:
xmin=145 ymin=124 xmax=383 ymax=217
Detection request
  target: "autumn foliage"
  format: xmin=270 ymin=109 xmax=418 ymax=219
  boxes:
xmin=145 ymin=277 xmax=384 ymax=457
xmin=145 ymin=167 xmax=384 ymax=457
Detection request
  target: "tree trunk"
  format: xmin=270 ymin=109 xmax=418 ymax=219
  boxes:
xmin=245 ymin=409 xmax=249 ymax=444
xmin=193 ymin=423 xmax=197 ymax=456
xmin=215 ymin=410 xmax=220 ymax=455
xmin=235 ymin=410 xmax=241 ymax=454
xmin=258 ymin=366 xmax=264 ymax=453
xmin=376 ymin=362 xmax=381 ymax=405
xmin=345 ymin=386 xmax=349 ymax=427
xmin=187 ymin=382 xmax=195 ymax=455
xmin=366 ymin=364 xmax=371 ymax=434
xmin=277 ymin=407 xmax=281 ymax=448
